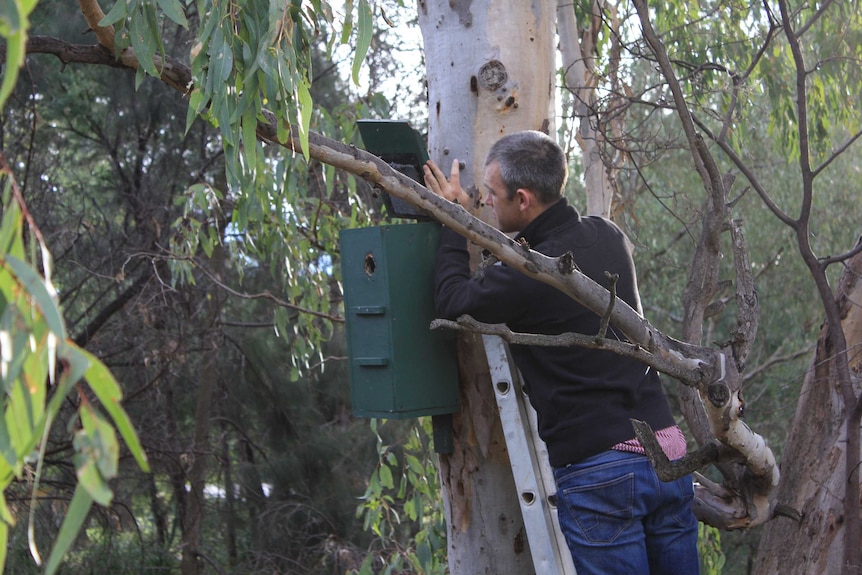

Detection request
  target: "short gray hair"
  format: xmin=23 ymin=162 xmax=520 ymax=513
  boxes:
xmin=484 ymin=131 xmax=567 ymax=204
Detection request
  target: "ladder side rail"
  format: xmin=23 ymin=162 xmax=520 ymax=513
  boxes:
xmin=482 ymin=335 xmax=577 ymax=575
xmin=521 ymin=387 xmax=575 ymax=569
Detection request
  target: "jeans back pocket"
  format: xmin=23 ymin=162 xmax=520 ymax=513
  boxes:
xmin=559 ymin=472 xmax=635 ymax=545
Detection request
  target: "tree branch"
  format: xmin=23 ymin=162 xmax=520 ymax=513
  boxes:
xmin=692 ymin=115 xmax=796 ymax=227
xmin=631 ymin=419 xmax=725 ymax=480
xmin=430 ymin=315 xmax=700 ymax=384
xmin=729 ymin=218 xmax=759 ymax=371
xmin=72 ymin=272 xmax=151 ymax=347
xmin=812 ymin=128 xmax=862 ymax=178
xmin=77 ymin=0 xmax=116 ymax=51
xmin=186 ymin=255 xmax=344 ymax=324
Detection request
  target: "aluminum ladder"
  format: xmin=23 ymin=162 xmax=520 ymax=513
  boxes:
xmin=482 ymin=334 xmax=577 ymax=575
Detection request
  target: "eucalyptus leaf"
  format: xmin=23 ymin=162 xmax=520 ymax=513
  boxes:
xmin=0 ymin=28 xmax=25 ymax=111
xmin=296 ymin=77 xmax=312 ymax=160
xmin=129 ymin=7 xmax=159 ymax=77
xmin=79 ymin=347 xmax=150 ymax=471
xmin=79 ymin=405 xmax=120 ymax=480
xmin=0 ymin=303 xmax=33 ymax=394
xmin=72 ymin=436 xmax=114 ymax=507
xmin=98 ymin=0 xmax=128 ymax=27
xmin=2 ymin=255 xmax=65 ymax=339
xmin=0 ymin=414 xmax=16 ymax=472
xmin=210 ymin=26 xmax=234 ymax=83
xmin=341 ymin=0 xmax=354 ymax=44
xmin=157 ymin=0 xmax=188 ymax=28
xmin=44 ymin=485 xmax=94 ymax=575
xmin=0 ymin=0 xmax=35 ymax=111
xmin=242 ymin=107 xmax=259 ymax=173
xmin=351 ymin=0 xmax=372 ymax=85
xmin=0 ymin=520 xmax=7 ymax=573
xmin=0 ymin=193 xmax=23 ymax=259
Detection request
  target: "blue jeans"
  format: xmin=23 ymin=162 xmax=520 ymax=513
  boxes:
xmin=553 ymin=450 xmax=699 ymax=575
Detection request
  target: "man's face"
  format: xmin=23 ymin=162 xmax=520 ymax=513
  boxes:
xmin=483 ymin=162 xmax=524 ymax=233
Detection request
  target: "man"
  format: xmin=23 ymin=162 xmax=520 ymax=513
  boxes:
xmin=423 ymin=130 xmax=699 ymax=575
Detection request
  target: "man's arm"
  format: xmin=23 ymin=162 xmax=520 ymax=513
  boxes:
xmin=434 ymin=226 xmax=534 ymax=325
xmin=425 ymin=157 xmax=530 ymax=323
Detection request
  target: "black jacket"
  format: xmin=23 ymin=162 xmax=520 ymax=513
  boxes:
xmin=435 ymin=198 xmax=675 ymax=466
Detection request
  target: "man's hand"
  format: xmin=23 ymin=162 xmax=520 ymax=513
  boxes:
xmin=423 ymin=159 xmax=476 ymax=212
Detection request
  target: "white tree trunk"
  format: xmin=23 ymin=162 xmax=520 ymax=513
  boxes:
xmin=418 ymin=1 xmax=556 ymax=572
xmin=557 ymin=0 xmax=617 ymax=218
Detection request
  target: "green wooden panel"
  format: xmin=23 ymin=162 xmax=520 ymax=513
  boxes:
xmin=340 ymin=222 xmax=459 ymax=418
xmin=357 ymin=120 xmax=430 ymax=219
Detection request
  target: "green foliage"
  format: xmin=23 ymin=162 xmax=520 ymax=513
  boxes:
xmin=164 ymin=0 xmax=370 ymax=182
xmin=641 ymin=0 xmax=862 ymax=164
xmin=0 ymin=172 xmax=149 ymax=574
xmin=0 ymin=0 xmax=37 ymax=109
xmin=353 ymin=418 xmax=448 ymax=575
xmin=352 ymin=0 xmax=374 ymax=85
xmin=97 ymin=0 xmax=383 ymax=336
xmin=698 ymin=523 xmax=726 ymax=575
xmin=0 ymin=2 xmax=398 ymax=570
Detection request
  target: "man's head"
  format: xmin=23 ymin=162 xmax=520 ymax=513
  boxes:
xmin=482 ymin=131 xmax=567 ymax=233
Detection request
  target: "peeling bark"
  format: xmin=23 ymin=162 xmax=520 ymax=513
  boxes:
xmin=754 ymin=248 xmax=862 ymax=574
xmin=418 ymin=1 xmax=555 ymax=571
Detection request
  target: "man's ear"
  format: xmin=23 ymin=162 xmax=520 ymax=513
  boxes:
xmin=516 ymin=188 xmax=536 ymax=212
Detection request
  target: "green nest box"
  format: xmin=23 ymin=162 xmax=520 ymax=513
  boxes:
xmin=340 ymin=222 xmax=459 ymax=419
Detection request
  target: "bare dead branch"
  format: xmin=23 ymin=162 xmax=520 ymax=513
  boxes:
xmin=187 ymin=256 xmax=345 ymax=323
xmin=692 ymin=471 xmax=755 ymax=530
xmin=729 ymin=219 xmax=759 ymax=371
xmin=430 ymin=315 xmax=704 ymax=385
xmin=630 ymin=419 xmax=724 ymax=480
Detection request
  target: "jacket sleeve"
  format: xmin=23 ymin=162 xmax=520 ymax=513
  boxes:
xmin=434 ymin=226 xmax=531 ymax=324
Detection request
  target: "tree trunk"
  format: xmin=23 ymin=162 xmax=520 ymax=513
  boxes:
xmin=418 ymin=1 xmax=555 ymax=572
xmin=753 ymin=247 xmax=862 ymax=574
xmin=221 ymin=425 xmax=239 ymax=567
xmin=557 ymin=0 xmax=619 ymax=219
xmin=180 ymin=333 xmax=217 ymax=575
xmin=180 ymin=239 xmax=226 ymax=575
xmin=147 ymin=470 xmax=169 ymax=547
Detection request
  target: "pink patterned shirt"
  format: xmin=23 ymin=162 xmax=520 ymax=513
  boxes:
xmin=612 ymin=424 xmax=687 ymax=461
